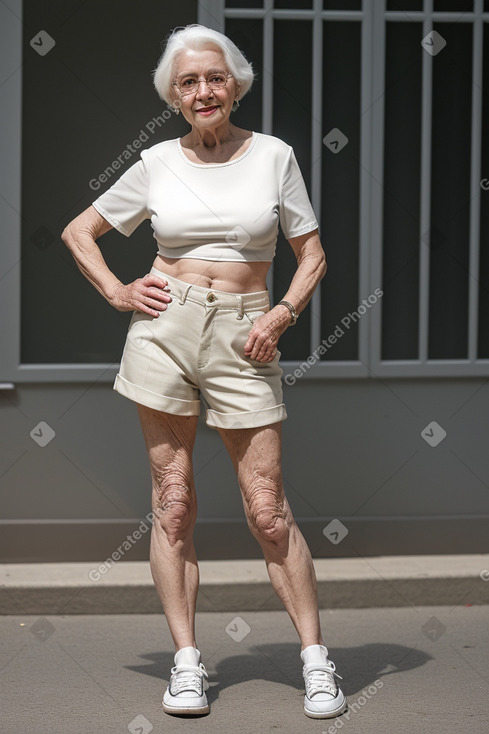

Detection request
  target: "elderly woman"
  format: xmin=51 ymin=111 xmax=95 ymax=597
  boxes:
xmin=62 ymin=24 xmax=347 ymax=721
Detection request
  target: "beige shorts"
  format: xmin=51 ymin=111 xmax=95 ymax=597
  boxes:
xmin=113 ymin=268 xmax=287 ymax=430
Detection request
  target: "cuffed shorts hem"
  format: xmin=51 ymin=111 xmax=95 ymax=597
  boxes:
xmin=206 ymin=403 xmax=287 ymax=430
xmin=113 ymin=374 xmax=201 ymax=416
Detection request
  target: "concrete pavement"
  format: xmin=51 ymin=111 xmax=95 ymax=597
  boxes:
xmin=1 ymin=605 xmax=488 ymax=734
xmin=1 ymin=554 xmax=489 ymax=614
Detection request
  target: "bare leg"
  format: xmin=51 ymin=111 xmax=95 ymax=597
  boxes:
xmin=218 ymin=422 xmax=323 ymax=651
xmin=137 ymin=404 xmax=199 ymax=652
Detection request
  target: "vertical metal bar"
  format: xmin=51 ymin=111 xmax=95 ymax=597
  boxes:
xmin=468 ymin=1 xmax=483 ymax=362
xmin=262 ymin=0 xmax=274 ymax=136
xmin=0 ymin=0 xmax=22 ymax=380
xmin=418 ymin=0 xmax=433 ymax=363
xmin=369 ymin=0 xmax=387 ymax=373
xmin=310 ymin=0 xmax=323 ymax=352
xmin=357 ymin=1 xmax=372 ymax=370
xmin=263 ymin=0 xmax=275 ymax=298
xmin=198 ymin=0 xmax=225 ymax=31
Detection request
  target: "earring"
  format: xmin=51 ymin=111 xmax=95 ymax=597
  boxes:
xmin=231 ymin=99 xmax=240 ymax=112
xmin=173 ymin=106 xmax=180 ymax=115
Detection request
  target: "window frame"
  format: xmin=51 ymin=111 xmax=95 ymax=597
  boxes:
xmin=2 ymin=0 xmax=489 ymax=384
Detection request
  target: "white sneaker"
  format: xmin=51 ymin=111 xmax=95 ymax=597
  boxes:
xmin=162 ymin=646 xmax=210 ymax=716
xmin=301 ymin=644 xmax=347 ymax=719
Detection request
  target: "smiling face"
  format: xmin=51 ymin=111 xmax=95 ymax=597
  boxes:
xmin=172 ymin=47 xmax=238 ymax=132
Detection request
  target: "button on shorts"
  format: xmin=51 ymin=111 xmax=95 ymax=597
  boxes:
xmin=113 ymin=268 xmax=287 ymax=430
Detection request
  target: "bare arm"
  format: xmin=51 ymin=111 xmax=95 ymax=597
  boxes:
xmin=276 ymin=228 xmax=327 ymax=318
xmin=244 ymin=229 xmax=326 ymax=362
xmin=61 ymin=205 xmax=172 ymax=316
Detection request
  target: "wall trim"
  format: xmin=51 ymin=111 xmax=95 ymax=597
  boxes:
xmin=1 ymin=517 xmax=488 ymax=562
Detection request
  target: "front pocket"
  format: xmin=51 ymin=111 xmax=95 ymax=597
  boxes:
xmin=244 ymin=309 xmax=267 ymax=325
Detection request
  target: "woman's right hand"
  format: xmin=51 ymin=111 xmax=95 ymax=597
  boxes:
xmin=108 ymin=273 xmax=172 ymax=317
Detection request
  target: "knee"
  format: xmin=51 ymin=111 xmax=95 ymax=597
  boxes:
xmin=243 ymin=472 xmax=290 ymax=546
xmin=152 ymin=463 xmax=194 ymax=543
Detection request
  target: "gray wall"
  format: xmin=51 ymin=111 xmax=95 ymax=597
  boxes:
xmin=1 ymin=376 xmax=488 ymax=561
xmin=1 ymin=0 xmax=488 ymax=561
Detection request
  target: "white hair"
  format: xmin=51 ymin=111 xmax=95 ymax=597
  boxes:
xmin=153 ymin=24 xmax=254 ymax=107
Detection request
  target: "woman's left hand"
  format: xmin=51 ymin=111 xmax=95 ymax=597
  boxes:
xmin=243 ymin=307 xmax=291 ymax=363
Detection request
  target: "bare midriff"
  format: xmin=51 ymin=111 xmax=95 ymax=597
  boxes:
xmin=152 ymin=254 xmax=271 ymax=294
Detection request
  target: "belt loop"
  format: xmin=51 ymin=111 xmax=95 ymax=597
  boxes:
xmin=179 ymin=283 xmax=192 ymax=305
xmin=236 ymin=294 xmax=244 ymax=320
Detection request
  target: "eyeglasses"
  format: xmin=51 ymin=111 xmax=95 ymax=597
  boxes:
xmin=172 ymin=73 xmax=233 ymax=96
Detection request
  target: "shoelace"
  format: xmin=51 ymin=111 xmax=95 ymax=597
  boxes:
xmin=169 ymin=662 xmax=208 ymax=696
xmin=303 ymin=660 xmax=343 ymax=699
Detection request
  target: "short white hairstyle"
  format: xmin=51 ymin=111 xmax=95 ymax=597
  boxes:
xmin=153 ymin=24 xmax=254 ymax=106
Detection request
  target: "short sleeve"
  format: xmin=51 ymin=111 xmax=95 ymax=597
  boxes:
xmin=92 ymin=149 xmax=150 ymax=236
xmin=279 ymin=147 xmax=318 ymax=239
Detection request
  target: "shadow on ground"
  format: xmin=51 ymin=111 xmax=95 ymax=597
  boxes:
xmin=126 ymin=642 xmax=432 ymax=705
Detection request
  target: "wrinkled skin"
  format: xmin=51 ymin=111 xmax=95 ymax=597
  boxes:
xmin=138 ymin=404 xmax=324 ymax=653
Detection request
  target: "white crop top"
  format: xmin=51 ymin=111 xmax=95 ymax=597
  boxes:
xmin=92 ymin=131 xmax=318 ymax=262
